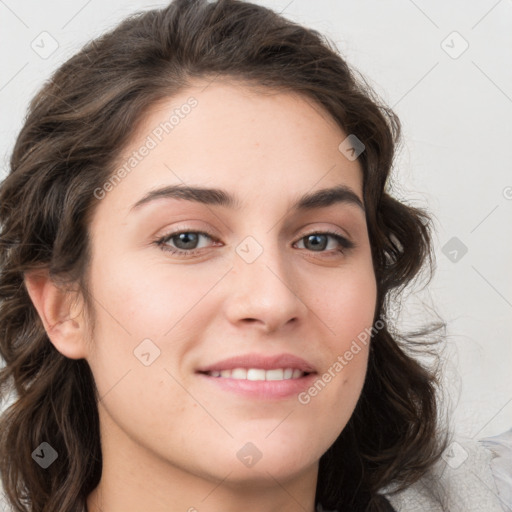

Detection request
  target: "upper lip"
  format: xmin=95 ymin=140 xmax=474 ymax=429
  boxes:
xmin=196 ymin=353 xmax=316 ymax=373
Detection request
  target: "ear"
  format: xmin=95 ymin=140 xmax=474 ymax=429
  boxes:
xmin=24 ymin=269 xmax=89 ymax=359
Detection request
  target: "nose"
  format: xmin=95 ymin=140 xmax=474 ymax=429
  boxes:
xmin=222 ymin=237 xmax=307 ymax=334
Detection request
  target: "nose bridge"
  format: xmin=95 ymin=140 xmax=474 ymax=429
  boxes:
xmin=223 ymin=230 xmax=304 ymax=330
xmin=236 ymin=232 xmax=290 ymax=289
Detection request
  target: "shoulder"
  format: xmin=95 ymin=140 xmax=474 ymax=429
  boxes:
xmin=385 ymin=428 xmax=512 ymax=512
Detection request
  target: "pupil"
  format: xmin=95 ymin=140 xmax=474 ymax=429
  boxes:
xmin=306 ymin=234 xmax=327 ymax=251
xmin=175 ymin=233 xmax=198 ymax=249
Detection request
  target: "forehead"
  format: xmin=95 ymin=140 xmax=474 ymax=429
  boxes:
xmin=94 ymin=79 xmax=364 ymax=219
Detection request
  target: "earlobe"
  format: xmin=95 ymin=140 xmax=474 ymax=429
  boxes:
xmin=23 ymin=269 xmax=89 ymax=360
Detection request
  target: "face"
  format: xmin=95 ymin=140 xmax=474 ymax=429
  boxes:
xmin=84 ymin=80 xmax=377 ymax=489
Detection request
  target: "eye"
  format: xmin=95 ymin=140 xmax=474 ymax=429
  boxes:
xmin=294 ymin=230 xmax=354 ymax=254
xmin=155 ymin=230 xmax=219 ymax=256
xmin=154 ymin=229 xmax=354 ymax=258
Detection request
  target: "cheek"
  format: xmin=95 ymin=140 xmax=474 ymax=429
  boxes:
xmin=85 ymin=254 xmax=233 ymax=401
xmin=310 ymin=261 xmax=377 ymax=343
xmin=89 ymin=255 xmax=229 ymax=340
xmin=299 ymin=261 xmax=376 ymax=409
xmin=84 ymin=255 xmax=209 ymax=450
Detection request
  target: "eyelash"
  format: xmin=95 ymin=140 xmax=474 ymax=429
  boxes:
xmin=154 ymin=228 xmax=355 ymax=258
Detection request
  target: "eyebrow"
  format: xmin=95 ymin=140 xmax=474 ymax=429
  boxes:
xmin=129 ymin=183 xmax=365 ymax=213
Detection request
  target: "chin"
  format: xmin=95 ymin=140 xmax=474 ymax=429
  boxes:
xmin=202 ymin=436 xmax=321 ymax=484
xmin=217 ymin=454 xmax=318 ymax=488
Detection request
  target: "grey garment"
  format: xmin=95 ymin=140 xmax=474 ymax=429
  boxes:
xmin=385 ymin=429 xmax=511 ymax=512
xmin=481 ymin=429 xmax=512 ymax=510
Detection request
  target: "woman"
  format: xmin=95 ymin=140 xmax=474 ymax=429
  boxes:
xmin=0 ymin=1 xmax=508 ymax=511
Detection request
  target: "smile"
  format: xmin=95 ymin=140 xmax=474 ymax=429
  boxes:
xmin=195 ymin=352 xmax=317 ymax=399
xmin=204 ymin=368 xmax=308 ymax=380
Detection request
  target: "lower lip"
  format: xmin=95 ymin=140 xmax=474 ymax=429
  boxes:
xmin=196 ymin=372 xmax=317 ymax=400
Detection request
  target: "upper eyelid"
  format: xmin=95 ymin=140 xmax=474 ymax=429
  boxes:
xmin=156 ymin=215 xmax=355 ymax=240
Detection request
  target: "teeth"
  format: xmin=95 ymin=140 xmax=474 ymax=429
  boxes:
xmin=247 ymin=368 xmax=266 ymax=381
xmin=265 ymin=369 xmax=284 ymax=381
xmin=206 ymin=368 xmax=306 ymax=380
xmin=231 ymin=368 xmax=247 ymax=379
xmin=292 ymin=369 xmax=302 ymax=378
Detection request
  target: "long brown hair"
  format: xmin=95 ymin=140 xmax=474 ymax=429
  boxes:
xmin=0 ymin=1 xmax=446 ymax=510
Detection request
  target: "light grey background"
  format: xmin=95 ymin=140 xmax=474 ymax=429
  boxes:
xmin=0 ymin=0 xmax=511 ymax=439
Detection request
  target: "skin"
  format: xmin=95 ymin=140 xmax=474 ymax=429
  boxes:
xmin=25 ymin=80 xmax=377 ymax=512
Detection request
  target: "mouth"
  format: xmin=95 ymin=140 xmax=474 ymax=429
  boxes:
xmin=195 ymin=353 xmax=317 ymax=400
xmin=200 ymin=368 xmax=310 ymax=380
